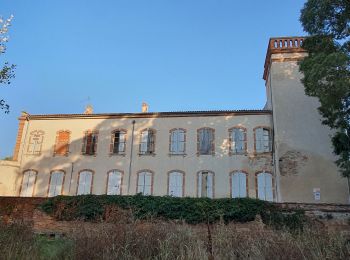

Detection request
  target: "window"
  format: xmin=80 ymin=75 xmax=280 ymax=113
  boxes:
xmin=54 ymin=130 xmax=70 ymax=156
xmin=231 ymin=171 xmax=247 ymax=198
xmin=139 ymin=129 xmax=155 ymax=155
xmin=257 ymin=172 xmax=273 ymax=201
xmin=255 ymin=127 xmax=271 ymax=153
xmin=27 ymin=130 xmax=45 ymax=155
xmin=77 ymin=170 xmax=93 ymax=195
xmin=137 ymin=171 xmax=152 ymax=195
xmin=82 ymin=130 xmax=98 ymax=155
xmin=107 ymin=170 xmax=122 ymax=195
xmin=169 ymin=129 xmax=185 ymax=155
xmin=229 ymin=127 xmax=247 ymax=154
xmin=197 ymin=171 xmax=214 ymax=198
xmin=197 ymin=128 xmax=215 ymax=155
xmin=20 ymin=170 xmax=37 ymax=197
xmin=48 ymin=170 xmax=64 ymax=197
xmin=168 ymin=171 xmax=184 ymax=197
xmin=110 ymin=130 xmax=126 ymax=155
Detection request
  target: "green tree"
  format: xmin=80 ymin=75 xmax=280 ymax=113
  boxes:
xmin=0 ymin=15 xmax=15 ymax=114
xmin=299 ymin=0 xmax=350 ymax=177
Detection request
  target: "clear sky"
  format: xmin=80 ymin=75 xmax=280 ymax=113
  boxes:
xmin=0 ymin=0 xmax=306 ymax=158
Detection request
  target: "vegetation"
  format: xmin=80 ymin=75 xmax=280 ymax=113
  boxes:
xmin=299 ymin=0 xmax=350 ymax=177
xmin=41 ymin=195 xmax=306 ymax=231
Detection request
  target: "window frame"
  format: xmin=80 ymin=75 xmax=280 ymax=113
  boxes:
xmin=27 ymin=130 xmax=45 ymax=155
xmin=167 ymin=170 xmax=185 ymax=197
xmin=139 ymin=129 xmax=156 ymax=155
xmin=136 ymin=170 xmax=154 ymax=195
xmin=19 ymin=169 xmax=38 ymax=197
xmin=169 ymin=128 xmax=186 ymax=155
xmin=197 ymin=127 xmax=215 ymax=156
xmin=230 ymin=170 xmax=248 ymax=198
xmin=254 ymin=126 xmax=272 ymax=154
xmin=47 ymin=169 xmax=65 ymax=197
xmin=76 ymin=169 xmax=94 ymax=195
xmin=109 ymin=129 xmax=127 ymax=156
xmin=255 ymin=171 xmax=274 ymax=201
xmin=196 ymin=170 xmax=215 ymax=198
xmin=53 ymin=130 xmax=71 ymax=156
xmin=106 ymin=169 xmax=124 ymax=195
xmin=81 ymin=130 xmax=99 ymax=156
xmin=228 ymin=127 xmax=247 ymax=155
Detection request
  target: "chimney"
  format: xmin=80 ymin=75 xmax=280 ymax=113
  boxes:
xmin=141 ymin=102 xmax=149 ymax=113
xmin=84 ymin=104 xmax=93 ymax=114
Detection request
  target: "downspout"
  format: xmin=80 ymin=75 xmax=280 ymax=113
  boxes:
xmin=68 ymin=162 xmax=74 ymax=195
xmin=127 ymin=120 xmax=136 ymax=195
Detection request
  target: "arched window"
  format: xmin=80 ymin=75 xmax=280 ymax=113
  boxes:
xmin=110 ymin=130 xmax=127 ymax=155
xmin=231 ymin=171 xmax=247 ymax=198
xmin=197 ymin=128 xmax=215 ymax=155
xmin=48 ymin=170 xmax=65 ymax=197
xmin=168 ymin=171 xmax=184 ymax=197
xmin=139 ymin=129 xmax=156 ymax=155
xmin=229 ymin=127 xmax=247 ymax=154
xmin=169 ymin=129 xmax=186 ymax=155
xmin=77 ymin=170 xmax=93 ymax=195
xmin=27 ymin=130 xmax=45 ymax=155
xmin=257 ymin=172 xmax=273 ymax=201
xmin=54 ymin=130 xmax=70 ymax=156
xmin=137 ymin=171 xmax=153 ymax=195
xmin=197 ymin=171 xmax=214 ymax=198
xmin=107 ymin=170 xmax=122 ymax=195
xmin=254 ymin=127 xmax=272 ymax=153
xmin=20 ymin=170 xmax=37 ymax=197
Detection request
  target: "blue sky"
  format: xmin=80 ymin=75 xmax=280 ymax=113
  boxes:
xmin=0 ymin=0 xmax=306 ymax=158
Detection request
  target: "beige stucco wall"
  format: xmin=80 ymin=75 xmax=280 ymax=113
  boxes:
xmin=15 ymin=114 xmax=272 ymax=198
xmin=0 ymin=160 xmax=20 ymax=196
xmin=267 ymin=52 xmax=349 ymax=203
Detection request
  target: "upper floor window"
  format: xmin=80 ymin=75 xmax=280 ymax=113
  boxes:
xmin=231 ymin=171 xmax=247 ymax=198
xmin=110 ymin=130 xmax=126 ymax=155
xmin=106 ymin=170 xmax=122 ymax=195
xmin=27 ymin=130 xmax=45 ymax=155
xmin=20 ymin=170 xmax=37 ymax=197
xmin=255 ymin=127 xmax=272 ymax=153
xmin=256 ymin=171 xmax=273 ymax=201
xmin=197 ymin=171 xmax=214 ymax=198
xmin=77 ymin=170 xmax=93 ymax=195
xmin=229 ymin=127 xmax=247 ymax=154
xmin=54 ymin=130 xmax=70 ymax=156
xmin=139 ymin=129 xmax=155 ymax=155
xmin=197 ymin=128 xmax=215 ymax=155
xmin=169 ymin=129 xmax=185 ymax=155
xmin=48 ymin=170 xmax=64 ymax=197
xmin=168 ymin=171 xmax=184 ymax=197
xmin=137 ymin=171 xmax=153 ymax=195
xmin=82 ymin=130 xmax=98 ymax=155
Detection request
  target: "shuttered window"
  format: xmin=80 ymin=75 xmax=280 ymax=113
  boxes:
xmin=170 ymin=129 xmax=185 ymax=154
xmin=20 ymin=170 xmax=37 ymax=197
xmin=231 ymin=172 xmax=247 ymax=198
xmin=110 ymin=130 xmax=126 ymax=154
xmin=255 ymin=127 xmax=271 ymax=153
xmin=137 ymin=171 xmax=152 ymax=195
xmin=198 ymin=128 xmax=215 ymax=155
xmin=257 ymin=172 xmax=273 ymax=201
xmin=54 ymin=131 xmax=70 ymax=156
xmin=107 ymin=170 xmax=122 ymax=195
xmin=82 ymin=131 xmax=98 ymax=155
xmin=48 ymin=171 xmax=64 ymax=197
xmin=168 ymin=171 xmax=183 ymax=197
xmin=139 ymin=129 xmax=155 ymax=155
xmin=230 ymin=128 xmax=246 ymax=154
xmin=77 ymin=170 xmax=93 ymax=195
xmin=197 ymin=171 xmax=214 ymax=198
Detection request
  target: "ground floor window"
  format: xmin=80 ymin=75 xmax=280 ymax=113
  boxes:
xmin=137 ymin=171 xmax=152 ymax=195
xmin=77 ymin=170 xmax=93 ymax=195
xmin=257 ymin=172 xmax=273 ymax=201
xmin=48 ymin=170 xmax=64 ymax=197
xmin=168 ymin=171 xmax=184 ymax=197
xmin=197 ymin=171 xmax=214 ymax=198
xmin=107 ymin=170 xmax=122 ymax=195
xmin=20 ymin=170 xmax=37 ymax=197
xmin=231 ymin=171 xmax=247 ymax=198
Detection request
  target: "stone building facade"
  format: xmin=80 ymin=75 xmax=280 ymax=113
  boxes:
xmin=0 ymin=36 xmax=348 ymax=203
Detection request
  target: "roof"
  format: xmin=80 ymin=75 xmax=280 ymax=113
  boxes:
xmin=21 ymin=109 xmax=272 ymax=120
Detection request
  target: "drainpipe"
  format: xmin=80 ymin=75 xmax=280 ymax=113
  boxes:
xmin=68 ymin=162 xmax=74 ymax=195
xmin=127 ymin=120 xmax=136 ymax=195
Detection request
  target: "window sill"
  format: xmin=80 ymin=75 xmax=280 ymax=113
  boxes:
xmin=138 ymin=153 xmax=156 ymax=157
xmin=168 ymin=153 xmax=187 ymax=157
xmin=81 ymin=153 xmax=97 ymax=157
xmin=229 ymin=152 xmax=248 ymax=156
xmin=254 ymin=151 xmax=272 ymax=156
xmin=196 ymin=153 xmax=215 ymax=156
xmin=109 ymin=153 xmax=126 ymax=157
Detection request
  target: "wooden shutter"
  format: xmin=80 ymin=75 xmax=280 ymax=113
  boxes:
xmin=20 ymin=171 xmax=36 ymax=197
xmin=107 ymin=171 xmax=122 ymax=195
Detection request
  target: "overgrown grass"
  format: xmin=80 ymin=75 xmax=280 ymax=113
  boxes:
xmin=40 ymin=194 xmax=306 ymax=231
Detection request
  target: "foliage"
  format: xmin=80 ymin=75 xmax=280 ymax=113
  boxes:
xmin=41 ymin=194 xmax=306 ymax=231
xmin=0 ymin=15 xmax=15 ymax=114
xmin=299 ymin=0 xmax=350 ymax=177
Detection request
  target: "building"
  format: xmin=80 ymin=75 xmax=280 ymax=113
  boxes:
xmin=0 ymin=36 xmax=348 ymax=203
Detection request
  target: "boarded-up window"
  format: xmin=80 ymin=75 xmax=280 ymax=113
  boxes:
xmin=27 ymin=130 xmax=45 ymax=155
xmin=197 ymin=171 xmax=214 ymax=198
xmin=231 ymin=172 xmax=247 ymax=198
xmin=139 ymin=129 xmax=155 ymax=155
xmin=230 ymin=128 xmax=246 ymax=154
xmin=198 ymin=128 xmax=214 ymax=155
xmin=137 ymin=171 xmax=152 ymax=195
xmin=110 ymin=130 xmax=126 ymax=154
xmin=54 ymin=130 xmax=70 ymax=156
xmin=20 ymin=170 xmax=37 ymax=197
xmin=168 ymin=171 xmax=183 ymax=197
xmin=257 ymin=172 xmax=273 ymax=201
xmin=170 ymin=129 xmax=185 ymax=154
xmin=77 ymin=170 xmax=93 ymax=195
xmin=107 ymin=170 xmax=122 ymax=195
xmin=48 ymin=171 xmax=64 ymax=197
xmin=82 ymin=131 xmax=98 ymax=155
xmin=255 ymin=127 xmax=271 ymax=153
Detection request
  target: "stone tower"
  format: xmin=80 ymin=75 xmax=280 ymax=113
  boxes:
xmin=264 ymin=37 xmax=349 ymax=203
